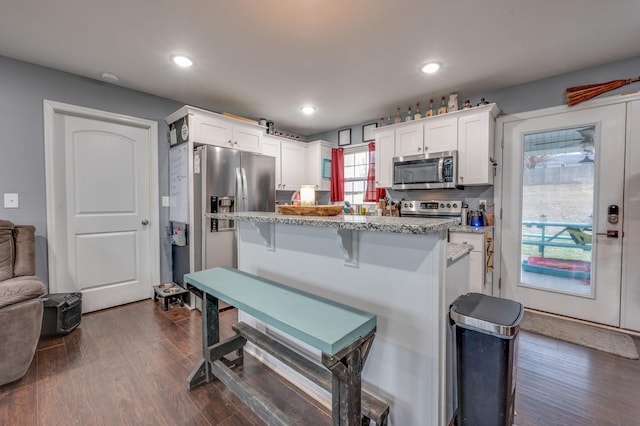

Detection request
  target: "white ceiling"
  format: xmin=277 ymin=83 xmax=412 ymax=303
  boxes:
xmin=2 ymin=0 xmax=640 ymax=136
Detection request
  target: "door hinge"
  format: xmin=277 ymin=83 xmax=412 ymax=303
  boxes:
xmin=498 ymin=277 xmax=501 ymax=289
xmin=500 ymin=207 xmax=503 ymax=219
xmin=501 ymin=136 xmax=504 ymax=149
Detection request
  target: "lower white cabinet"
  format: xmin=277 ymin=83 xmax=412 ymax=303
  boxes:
xmin=449 ymin=230 xmax=493 ymax=295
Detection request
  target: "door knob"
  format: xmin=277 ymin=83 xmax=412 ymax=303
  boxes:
xmin=141 ymin=219 xmax=149 ymax=225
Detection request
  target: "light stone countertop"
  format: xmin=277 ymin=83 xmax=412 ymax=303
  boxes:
xmin=447 ymin=242 xmax=473 ymax=264
xmin=448 ymin=225 xmax=494 ymax=233
xmin=206 ymin=212 xmax=456 ymax=235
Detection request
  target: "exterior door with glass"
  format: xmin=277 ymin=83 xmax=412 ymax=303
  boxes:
xmin=500 ymin=103 xmax=625 ymax=326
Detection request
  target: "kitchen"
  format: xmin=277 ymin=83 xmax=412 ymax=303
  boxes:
xmin=1 ymin=2 xmax=640 ymax=425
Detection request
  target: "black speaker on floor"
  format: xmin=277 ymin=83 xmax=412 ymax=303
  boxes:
xmin=40 ymin=292 xmax=82 ymax=339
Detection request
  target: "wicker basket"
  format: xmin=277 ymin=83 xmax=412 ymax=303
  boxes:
xmin=276 ymin=205 xmax=343 ymax=216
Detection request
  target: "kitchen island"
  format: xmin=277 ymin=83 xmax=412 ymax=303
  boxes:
xmin=206 ymin=211 xmax=468 ymax=425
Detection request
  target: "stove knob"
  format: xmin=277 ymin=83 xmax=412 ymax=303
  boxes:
xmin=409 ymin=203 xmax=413 ymax=208
xmin=440 ymin=203 xmax=445 ymax=208
xmin=446 ymin=203 xmax=451 ymax=208
xmin=452 ymin=203 xmax=458 ymax=208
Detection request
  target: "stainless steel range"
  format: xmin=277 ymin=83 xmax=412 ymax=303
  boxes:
xmin=400 ymin=200 xmax=463 ymax=222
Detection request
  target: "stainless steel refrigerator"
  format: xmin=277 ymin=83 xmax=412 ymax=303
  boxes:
xmin=172 ymin=145 xmax=275 ymax=286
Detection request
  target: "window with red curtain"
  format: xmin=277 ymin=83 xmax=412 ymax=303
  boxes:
xmin=330 ymin=147 xmax=344 ymax=202
xmin=365 ymin=142 xmax=386 ymax=202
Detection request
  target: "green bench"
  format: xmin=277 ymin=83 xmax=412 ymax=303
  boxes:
xmin=184 ymin=267 xmax=388 ymax=426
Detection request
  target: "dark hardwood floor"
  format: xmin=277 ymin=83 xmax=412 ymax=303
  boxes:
xmin=1 ymin=299 xmax=639 ymax=425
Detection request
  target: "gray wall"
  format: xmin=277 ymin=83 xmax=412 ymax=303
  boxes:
xmin=2 ymin=53 xmax=639 ymax=287
xmin=309 ymin=54 xmax=640 ymax=210
xmin=0 ymin=55 xmax=183 ymax=287
xmin=309 ymin=55 xmax=640 ymax=143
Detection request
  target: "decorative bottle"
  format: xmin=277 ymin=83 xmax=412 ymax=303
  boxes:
xmin=379 ymin=117 xmax=385 ymax=127
xmin=394 ymin=108 xmax=402 ymax=124
xmin=437 ymin=96 xmax=448 ymax=115
xmin=426 ymin=99 xmax=435 ymax=117
xmin=414 ymin=103 xmax=422 ymax=120
xmin=405 ymin=106 xmax=413 ymax=121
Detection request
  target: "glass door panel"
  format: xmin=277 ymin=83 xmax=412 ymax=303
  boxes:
xmin=520 ymin=126 xmax=595 ymax=296
xmin=500 ymin=103 xmax=625 ymax=326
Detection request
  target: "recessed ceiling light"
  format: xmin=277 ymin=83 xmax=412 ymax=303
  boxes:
xmin=100 ymin=71 xmax=119 ymax=82
xmin=301 ymin=105 xmax=316 ymax=115
xmin=171 ymin=54 xmax=193 ymax=68
xmin=421 ymin=62 xmax=441 ymax=74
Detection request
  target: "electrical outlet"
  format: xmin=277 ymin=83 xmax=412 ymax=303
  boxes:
xmin=4 ymin=193 xmax=19 ymax=209
xmin=162 ymin=196 xmax=170 ymax=207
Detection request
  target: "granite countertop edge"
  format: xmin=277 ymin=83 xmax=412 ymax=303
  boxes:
xmin=206 ymin=212 xmax=457 ymax=235
xmin=448 ymin=225 xmax=494 ymax=233
xmin=447 ymin=242 xmax=474 ymax=263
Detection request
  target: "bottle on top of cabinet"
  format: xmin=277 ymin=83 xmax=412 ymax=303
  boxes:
xmin=426 ymin=99 xmax=435 ymax=117
xmin=394 ymin=108 xmax=402 ymax=124
xmin=437 ymin=96 xmax=448 ymax=115
xmin=414 ymin=103 xmax=422 ymax=120
xmin=405 ymin=106 xmax=413 ymax=121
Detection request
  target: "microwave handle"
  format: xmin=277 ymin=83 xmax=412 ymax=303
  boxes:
xmin=438 ymin=157 xmax=444 ymax=182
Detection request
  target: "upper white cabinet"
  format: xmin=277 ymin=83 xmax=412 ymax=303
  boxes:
xmin=375 ymin=128 xmax=395 ymax=188
xmin=395 ymin=122 xmax=424 ymax=156
xmin=424 ymin=117 xmax=458 ymax=153
xmin=374 ymin=104 xmax=499 ymax=187
xmin=281 ymin=140 xmax=307 ymax=190
xmin=261 ymin=137 xmax=282 ymax=189
xmin=261 ymin=136 xmax=307 ymax=190
xmin=306 ymin=140 xmax=332 ymax=191
xmin=457 ymin=108 xmax=497 ymax=186
xmin=165 ymin=106 xmax=263 ymax=153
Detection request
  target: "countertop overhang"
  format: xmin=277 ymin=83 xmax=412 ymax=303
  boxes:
xmin=206 ymin=212 xmax=456 ymax=235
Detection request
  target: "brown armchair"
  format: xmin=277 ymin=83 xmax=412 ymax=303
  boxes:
xmin=0 ymin=220 xmax=46 ymax=386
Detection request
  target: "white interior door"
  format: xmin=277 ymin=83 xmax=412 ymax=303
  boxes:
xmin=44 ymin=101 xmax=159 ymax=313
xmin=500 ymin=103 xmax=625 ymax=326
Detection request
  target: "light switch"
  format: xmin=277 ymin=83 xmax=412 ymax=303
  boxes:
xmin=162 ymin=196 xmax=170 ymax=207
xmin=4 ymin=193 xmax=19 ymax=208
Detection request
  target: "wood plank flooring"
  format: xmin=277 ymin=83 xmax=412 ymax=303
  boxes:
xmin=1 ymin=299 xmax=639 ymax=425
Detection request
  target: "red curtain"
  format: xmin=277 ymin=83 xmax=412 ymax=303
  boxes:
xmin=330 ymin=147 xmax=344 ymax=202
xmin=365 ymin=142 xmax=386 ymax=202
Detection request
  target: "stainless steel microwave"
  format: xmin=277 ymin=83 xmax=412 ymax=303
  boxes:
xmin=392 ymin=150 xmax=457 ymax=190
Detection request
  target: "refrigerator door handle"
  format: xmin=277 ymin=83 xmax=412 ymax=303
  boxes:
xmin=235 ymin=167 xmax=243 ymax=212
xmin=241 ymin=167 xmax=249 ymax=211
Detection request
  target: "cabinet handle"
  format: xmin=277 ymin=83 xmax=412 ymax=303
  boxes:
xmin=417 ymin=147 xmax=422 ymax=151
xmin=282 ymin=184 xmax=285 ymax=189
xmin=424 ymin=146 xmax=428 ymax=151
xmin=233 ymin=141 xmax=238 ymax=145
xmin=459 ymin=176 xmax=464 ymax=181
xmin=228 ymin=139 xmax=233 ymax=145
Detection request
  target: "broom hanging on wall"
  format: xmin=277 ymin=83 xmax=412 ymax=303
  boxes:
xmin=566 ymin=77 xmax=640 ymax=106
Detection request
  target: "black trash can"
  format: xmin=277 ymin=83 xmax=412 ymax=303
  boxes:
xmin=450 ymin=292 xmax=523 ymax=426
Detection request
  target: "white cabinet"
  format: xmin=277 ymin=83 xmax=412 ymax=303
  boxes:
xmin=281 ymin=140 xmax=307 ymax=190
xmin=395 ymin=122 xmax=424 ymax=156
xmin=166 ymin=106 xmax=263 ymax=153
xmin=449 ymin=231 xmax=493 ymax=295
xmin=233 ymin=125 xmax=262 ymax=152
xmin=306 ymin=140 xmax=332 ymax=191
xmin=374 ymin=104 xmax=499 ymax=186
xmin=457 ymin=109 xmax=497 ymax=186
xmin=375 ymin=128 xmax=395 ymax=188
xmin=424 ymin=117 xmax=458 ymax=153
xmin=262 ymin=136 xmax=307 ymax=190
xmin=261 ymin=137 xmax=282 ymax=189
